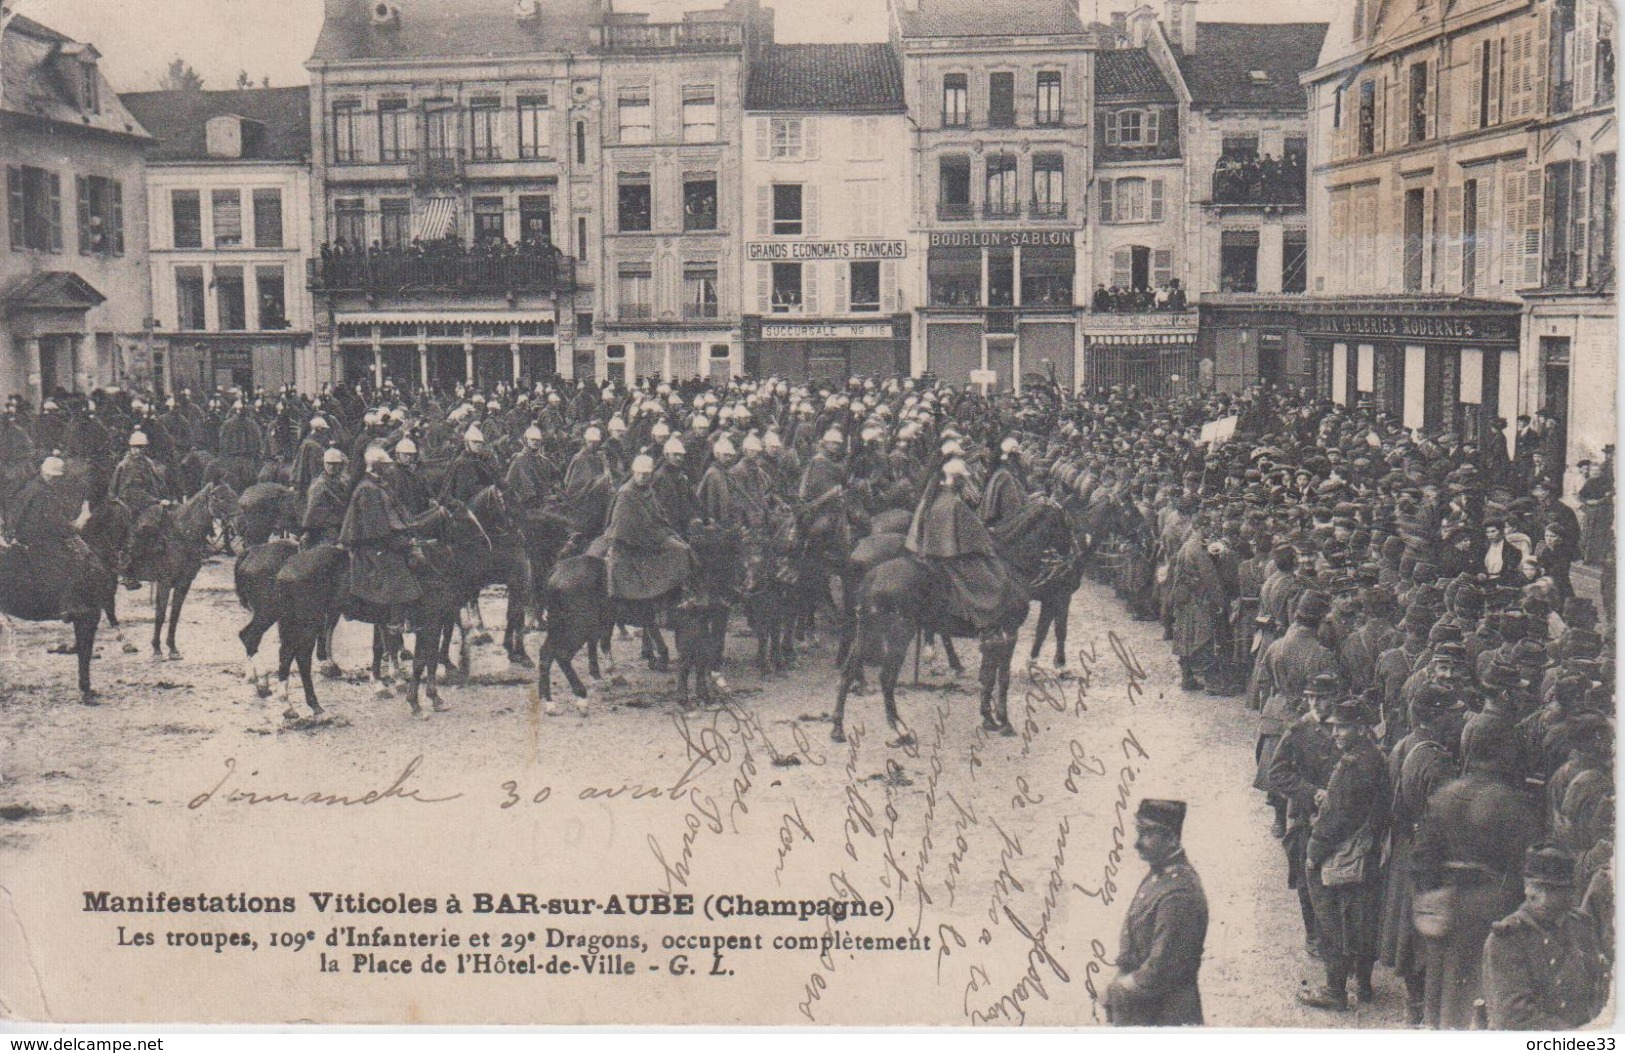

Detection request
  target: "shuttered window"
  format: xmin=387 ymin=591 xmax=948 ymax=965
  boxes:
xmin=252 ymin=188 xmax=283 ymax=248
xmin=212 ymin=189 xmax=242 ymax=247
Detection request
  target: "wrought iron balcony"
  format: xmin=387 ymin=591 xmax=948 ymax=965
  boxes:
xmin=599 ymin=21 xmax=743 ymax=51
xmin=983 ymin=200 xmax=1023 ymax=220
xmin=936 ymin=202 xmax=975 ymax=221
xmin=415 ymin=148 xmax=465 ymax=188
xmin=308 ymin=249 xmax=576 ymax=295
xmin=1030 ymin=200 xmax=1068 ymax=220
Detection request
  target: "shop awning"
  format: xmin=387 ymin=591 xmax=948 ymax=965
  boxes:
xmin=334 ymin=310 xmax=556 ymax=326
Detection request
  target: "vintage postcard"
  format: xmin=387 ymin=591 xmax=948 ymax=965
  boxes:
xmin=0 ymin=0 xmax=1615 ymax=1030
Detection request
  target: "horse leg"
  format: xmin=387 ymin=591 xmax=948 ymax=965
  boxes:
xmin=506 ymin=581 xmax=533 ymax=669
xmin=942 ymin=636 xmax=964 ymax=677
xmin=165 ymin=577 xmax=192 ymax=659
xmin=276 ymin=631 xmax=299 ymax=720
xmin=296 ymin=636 xmax=321 ymax=718
xmin=559 ymin=653 xmax=589 ymax=715
xmin=596 ymin=622 xmax=614 ymax=676
xmin=469 ymin=598 xmax=492 ymax=646
xmin=648 ymin=626 xmax=670 ymax=673
xmin=1052 ymin=598 xmax=1072 ymax=675
xmin=1029 ymin=603 xmax=1054 ymax=666
xmin=319 ymin=614 xmax=342 ymax=679
xmin=979 ymin=638 xmax=1001 ymax=732
xmin=425 ymin=626 xmax=447 ymax=713
xmin=708 ymin=609 xmax=729 ymax=692
xmin=74 ymin=615 xmax=98 ymax=704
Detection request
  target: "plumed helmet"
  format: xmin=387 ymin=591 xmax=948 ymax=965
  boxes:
xmin=822 ymin=428 xmax=844 ymax=445
xmin=631 ymin=454 xmax=656 ymax=474
xmin=713 ymin=436 xmax=736 ymax=458
xmin=364 ymin=445 xmax=393 ymax=466
xmin=525 ymin=425 xmax=544 ymax=442
xmin=394 ymin=438 xmax=417 ymax=456
xmin=943 ymin=458 xmax=971 ymax=478
xmin=652 ymin=421 xmax=671 ymax=439
xmin=1001 ymin=437 xmax=1021 ymax=455
xmin=487 ymin=399 xmax=500 ymax=410
xmin=941 ymin=439 xmax=964 ymax=456
xmin=764 ymin=430 xmax=782 ymax=450
xmin=129 ymin=430 xmax=150 ymax=447
xmin=310 ymin=416 xmax=329 ymax=430
xmin=608 ymin=417 xmax=627 ymax=434
xmin=323 ymin=447 xmax=348 ymax=465
xmin=465 ymin=424 xmax=486 ymax=443
xmin=584 ymin=426 xmax=602 ymax=442
xmin=742 ymin=434 xmax=764 ymax=453
xmin=363 ymin=410 xmax=380 ymax=425
xmin=862 ymin=426 xmax=882 ymax=443
xmin=663 ymin=436 xmax=686 ymax=456
xmin=40 ymin=455 xmax=66 ymax=478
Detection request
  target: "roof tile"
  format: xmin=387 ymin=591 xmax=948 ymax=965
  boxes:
xmin=120 ymin=87 xmax=311 ymax=163
xmin=745 ymin=44 xmax=904 ymax=113
xmin=1096 ymin=49 xmax=1176 ymax=102
xmin=1173 ymin=22 xmax=1329 ymax=108
xmin=897 ymin=0 xmax=1085 ymax=38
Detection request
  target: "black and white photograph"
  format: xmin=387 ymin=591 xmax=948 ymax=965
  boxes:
xmin=0 ymin=0 xmax=1616 ymax=1032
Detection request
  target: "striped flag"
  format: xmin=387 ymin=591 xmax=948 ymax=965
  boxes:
xmin=412 ymin=197 xmax=458 ymax=241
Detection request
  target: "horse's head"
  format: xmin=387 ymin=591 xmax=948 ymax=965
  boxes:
xmin=203 ymin=481 xmax=240 ymax=520
xmin=468 ymin=484 xmax=509 ymax=535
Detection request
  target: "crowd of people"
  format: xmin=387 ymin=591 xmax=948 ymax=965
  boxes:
xmin=1092 ymin=278 xmax=1190 ymax=313
xmin=0 ymin=370 xmax=1615 ymax=1029
xmin=1212 ymin=150 xmax=1308 ymax=206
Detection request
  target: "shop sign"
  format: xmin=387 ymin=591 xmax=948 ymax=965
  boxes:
xmin=761 ymin=323 xmax=895 ymax=340
xmin=1307 ymin=312 xmax=1517 ymax=343
xmin=928 ymin=230 xmax=1074 ymax=249
xmin=747 ymin=240 xmax=908 ymax=261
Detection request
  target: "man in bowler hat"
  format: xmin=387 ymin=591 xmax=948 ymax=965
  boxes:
xmin=1106 ymin=799 xmax=1210 ymax=1026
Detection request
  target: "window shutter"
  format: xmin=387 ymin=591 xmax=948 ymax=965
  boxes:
xmin=755 ymin=185 xmax=770 ymax=237
xmin=1153 ymin=249 xmax=1172 ymax=286
xmin=1391 ymin=185 xmax=1406 ymax=288
xmin=804 ymin=262 xmax=819 ymax=314
xmin=47 ymin=173 xmax=62 ymax=252
xmin=804 ymin=117 xmax=820 ymax=161
xmin=1099 ymin=178 xmax=1114 ymax=222
xmin=833 ymin=264 xmax=849 ymax=314
xmin=1150 ymin=179 xmax=1165 ymax=221
xmin=1111 ymin=247 xmax=1131 ymax=288
xmin=75 ymin=176 xmax=90 ymax=254
xmin=1524 ymin=159 xmax=1543 ymax=286
xmin=756 ymin=262 xmax=771 ymax=313
xmin=1425 ymin=57 xmax=1438 ymax=140
xmin=881 ymin=260 xmax=898 ymax=313
xmin=6 ymin=168 xmax=22 ymax=249
xmin=1146 ymin=109 xmax=1160 ymax=146
xmin=1489 ymin=38 xmax=1503 ymax=123
xmin=1509 ymin=29 xmax=1528 ymax=118
xmin=1502 ymin=168 xmax=1524 ymax=284
xmin=1445 ymin=183 xmax=1464 ymax=290
xmin=1330 ymin=193 xmax=1349 ymax=287
xmin=1571 ymin=159 xmax=1589 ymax=286
xmin=755 ymin=118 xmax=770 ymax=160
xmin=1530 ymin=15 xmax=1548 ymax=118
xmin=1372 ymin=76 xmax=1386 ymax=152
xmin=1105 ymin=110 xmax=1119 ymax=145
xmin=805 ymin=183 xmax=820 ymax=236
xmin=1576 ymin=6 xmax=1597 ymax=106
xmin=1469 ymin=43 xmax=1484 ymax=131
xmin=111 ymin=179 xmax=123 ymax=255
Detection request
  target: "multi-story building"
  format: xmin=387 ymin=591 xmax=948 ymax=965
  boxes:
xmin=740 ymin=42 xmax=914 ymax=381
xmin=305 ymin=0 xmax=596 ymax=393
xmin=1 ymin=15 xmax=152 ymax=402
xmin=1523 ymin=0 xmax=1615 ymax=491
xmin=122 ymin=88 xmax=316 ymax=394
xmin=596 ymin=0 xmax=770 ymax=387
xmin=1290 ymin=0 xmax=1612 ymax=465
xmin=895 ymin=0 xmax=1099 ymax=392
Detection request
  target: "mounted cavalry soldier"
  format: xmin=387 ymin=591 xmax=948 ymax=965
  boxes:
xmin=216 ymin=399 xmax=262 ymax=481
xmin=110 ymin=430 xmax=165 ymax=515
xmin=980 ymin=437 xmax=1029 ymax=531
xmin=291 ymin=416 xmax=332 ymax=495
xmin=300 ymin=448 xmax=350 ymax=548
xmin=595 ymin=453 xmax=694 ymax=603
xmin=695 ymin=436 xmax=737 ymax=528
xmin=506 ymin=426 xmax=560 ymax=514
xmin=338 ymin=445 xmax=444 ymax=634
xmin=728 ymin=433 xmax=773 ymax=532
xmin=904 ymin=457 xmax=1022 ymax=632
xmin=389 ymin=438 xmax=435 ymax=517
xmin=653 ymin=436 xmax=700 ymax=539
xmin=1106 ymin=799 xmax=1209 ymax=1026
xmin=798 ymin=428 xmax=850 ymax=562
xmin=441 ymin=424 xmax=499 ymax=506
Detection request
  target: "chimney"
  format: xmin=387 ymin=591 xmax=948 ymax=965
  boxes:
xmin=1129 ymin=6 xmax=1156 ymax=46
xmin=1164 ymin=0 xmax=1197 ymax=53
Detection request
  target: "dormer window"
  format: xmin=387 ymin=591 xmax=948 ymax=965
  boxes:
xmin=80 ymin=62 xmax=99 ymax=113
xmin=1249 ymin=70 xmax=1270 ymax=84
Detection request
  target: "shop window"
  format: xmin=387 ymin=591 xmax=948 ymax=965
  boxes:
xmin=380 ymin=198 xmax=411 ymax=248
xmin=1036 ymin=71 xmax=1062 ymax=126
xmin=942 ymin=74 xmax=968 ymax=127
xmin=939 ymin=156 xmax=972 ymax=220
xmin=518 ymin=94 xmax=550 ymax=158
xmin=988 ymin=72 xmax=1015 ymax=128
xmin=618 ymin=175 xmax=651 ymax=232
xmin=518 ymin=195 xmax=551 ymax=246
xmin=72 ymin=175 xmax=123 ymax=256
xmin=618 ymin=265 xmax=653 ymax=320
xmin=682 ymin=86 xmax=717 ymax=144
xmin=1282 ymin=230 xmax=1308 ymax=293
xmin=929 ymin=249 xmax=980 ymax=306
xmin=474 ymin=196 xmax=505 ymax=245
xmin=606 ymin=344 xmax=627 ymax=385
xmin=850 ymin=261 xmax=881 ymax=313
xmin=773 ymin=184 xmax=803 ymax=235
xmin=770 ymin=263 xmax=803 ymax=313
xmin=256 ymin=266 xmax=287 ymax=330
xmin=175 ymin=266 xmax=205 ymax=330
xmin=215 ymin=265 xmax=246 ymax=331
xmin=618 ymin=88 xmax=652 ymax=145
xmin=684 ymin=176 xmax=718 ymax=231
xmin=988 ymin=248 xmax=1015 ymax=307
xmin=171 ymin=189 xmax=202 ymax=249
xmin=469 ymin=96 xmax=502 ymax=160
xmin=211 ymin=189 xmax=242 ymax=247
xmin=684 ymin=266 xmax=719 ymax=319
xmin=1022 ymin=247 xmax=1073 ymax=306
xmin=1220 ymin=230 xmax=1259 ymax=292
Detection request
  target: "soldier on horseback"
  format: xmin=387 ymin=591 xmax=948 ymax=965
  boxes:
xmin=291 ymin=416 xmax=331 ymax=495
xmin=653 ymin=436 xmax=699 ymax=539
xmin=904 ymin=457 xmax=1019 ymax=632
xmin=338 ymin=445 xmax=445 ymax=635
xmin=505 ymin=426 xmax=561 ymax=518
xmin=797 ymin=428 xmax=850 ymax=561
xmin=696 ymin=436 xmax=737 ymax=528
xmin=441 ymin=424 xmax=499 ymax=505
xmin=729 ymin=434 xmax=773 ymax=532
xmin=301 ymin=448 xmax=350 ymax=548
xmin=981 ymin=437 xmax=1030 ymax=531
xmin=389 ymin=437 xmax=436 ymax=517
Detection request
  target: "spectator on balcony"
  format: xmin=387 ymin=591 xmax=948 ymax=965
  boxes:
xmin=1093 ymin=283 xmax=1113 ymax=313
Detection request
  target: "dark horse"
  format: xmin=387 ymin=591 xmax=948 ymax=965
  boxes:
xmin=249 ymin=503 xmax=493 ymax=718
xmin=0 ymin=501 xmax=128 ymax=702
xmin=535 ymin=525 xmax=740 ymax=713
xmin=120 ymin=482 xmax=238 ymax=659
xmin=457 ymin=487 xmax=574 ymax=673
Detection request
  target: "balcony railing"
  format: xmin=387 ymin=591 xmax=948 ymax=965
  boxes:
xmin=309 ymin=248 xmax=576 ymax=295
xmin=618 ymin=304 xmax=654 ymax=321
xmin=983 ymin=201 xmax=1023 ymax=220
xmin=937 ymin=202 xmax=975 ymax=221
xmin=1211 ymin=158 xmax=1306 ymax=207
xmin=416 ymin=148 xmax=465 ymax=187
xmin=1030 ymin=200 xmax=1068 ymax=219
xmin=683 ymin=302 xmax=720 ymax=320
xmin=599 ymin=21 xmax=744 ymax=51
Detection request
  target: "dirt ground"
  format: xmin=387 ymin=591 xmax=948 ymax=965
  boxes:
xmin=0 ymin=551 xmax=1409 ymax=1028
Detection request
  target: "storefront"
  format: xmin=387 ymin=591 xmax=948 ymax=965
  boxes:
xmin=1082 ymin=324 xmax=1199 ymax=399
xmin=921 ymin=229 xmax=1079 ymax=390
xmin=165 ymin=333 xmax=308 ymax=394
xmin=333 ymin=313 xmax=561 ymax=393
xmin=1522 ymin=290 xmax=1618 ymax=496
xmin=599 ymin=330 xmax=739 ymax=386
xmin=1297 ymin=297 xmax=1522 ymax=447
xmin=1197 ymin=295 xmax=1313 ymax=392
xmin=741 ymin=317 xmax=910 ymax=382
